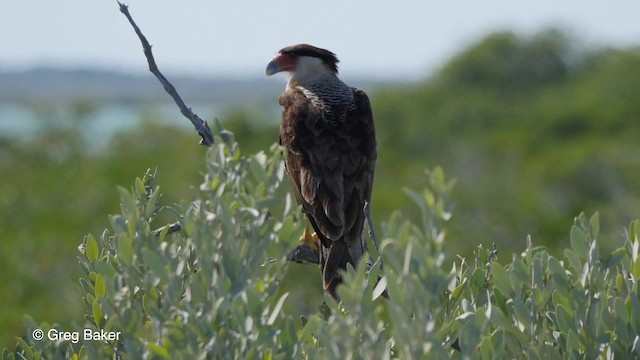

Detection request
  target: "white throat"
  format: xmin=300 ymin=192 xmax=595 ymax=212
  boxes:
xmin=287 ymin=56 xmax=335 ymax=89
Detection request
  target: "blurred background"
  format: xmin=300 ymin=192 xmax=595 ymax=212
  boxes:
xmin=2 ymin=0 xmax=640 ymax=350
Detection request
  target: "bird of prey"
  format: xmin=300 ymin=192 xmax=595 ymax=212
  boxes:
xmin=266 ymin=44 xmax=377 ymax=299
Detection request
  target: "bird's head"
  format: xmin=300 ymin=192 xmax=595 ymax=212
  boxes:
xmin=266 ymin=44 xmax=339 ymax=86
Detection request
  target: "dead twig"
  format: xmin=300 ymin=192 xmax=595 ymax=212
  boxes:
xmin=152 ymin=222 xmax=182 ymax=237
xmin=117 ymin=2 xmax=214 ymax=146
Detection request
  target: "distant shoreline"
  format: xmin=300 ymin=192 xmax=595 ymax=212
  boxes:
xmin=0 ymin=67 xmax=391 ymax=104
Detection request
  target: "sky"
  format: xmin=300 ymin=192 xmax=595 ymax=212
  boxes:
xmin=1 ymin=1 xmax=639 ymax=80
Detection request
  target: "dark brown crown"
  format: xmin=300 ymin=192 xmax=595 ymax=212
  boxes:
xmin=279 ymin=44 xmax=339 ymax=74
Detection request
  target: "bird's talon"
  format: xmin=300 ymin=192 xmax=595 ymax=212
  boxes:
xmin=299 ymin=224 xmax=320 ymax=253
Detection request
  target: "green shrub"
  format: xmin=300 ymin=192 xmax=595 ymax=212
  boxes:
xmin=4 ymin=123 xmax=640 ymax=359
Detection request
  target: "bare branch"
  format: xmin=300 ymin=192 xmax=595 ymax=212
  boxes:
xmin=152 ymin=222 xmax=182 ymax=237
xmin=117 ymin=2 xmax=214 ymax=146
xmin=364 ymin=201 xmax=382 ymax=266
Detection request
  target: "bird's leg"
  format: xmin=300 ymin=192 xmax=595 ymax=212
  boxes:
xmin=300 ymin=223 xmax=320 ymax=253
xmin=288 ymin=223 xmax=320 ymax=264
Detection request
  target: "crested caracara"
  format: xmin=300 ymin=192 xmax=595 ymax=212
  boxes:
xmin=266 ymin=44 xmax=377 ymax=299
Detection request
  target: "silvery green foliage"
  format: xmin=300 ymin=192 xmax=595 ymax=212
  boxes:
xmin=6 ymin=124 xmax=640 ymax=359
xmin=70 ymin=129 xmax=303 ymax=359
xmin=6 ymin=123 xmax=303 ymax=359
xmin=440 ymin=212 xmax=640 ymax=360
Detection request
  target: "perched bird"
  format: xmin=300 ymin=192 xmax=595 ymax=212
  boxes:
xmin=266 ymin=44 xmax=377 ymax=299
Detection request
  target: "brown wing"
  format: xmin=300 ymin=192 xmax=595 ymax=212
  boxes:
xmin=279 ymin=87 xmax=376 ymax=297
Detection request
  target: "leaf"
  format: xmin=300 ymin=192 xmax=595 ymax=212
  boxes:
xmin=13 ymin=337 xmax=34 ymax=359
xmin=423 ymin=188 xmax=435 ymax=207
xmin=511 ymin=257 xmax=529 ymax=286
xmin=300 ymin=315 xmax=308 ymax=327
xmin=588 ymin=212 xmax=600 ymax=239
xmin=79 ymin=278 xmax=93 ymax=295
xmin=403 ymin=239 xmax=413 ymax=276
xmin=402 ymin=188 xmax=427 ymax=215
xmin=633 ymin=252 xmax=640 ymax=279
xmin=117 ymin=186 xmax=137 ymax=218
xmin=479 ymin=336 xmax=495 ymax=360
xmin=142 ymin=248 xmax=169 ymax=283
xmin=615 ymin=273 xmax=625 ymax=295
xmin=455 ymin=312 xmax=475 ymax=321
xmin=532 ymin=252 xmax=545 ymax=290
xmin=588 ymin=240 xmax=599 ymax=266
xmin=92 ymin=300 xmax=103 ymax=327
xmin=564 ymin=249 xmax=583 ymax=275
xmin=490 ymin=329 xmax=507 ymax=356
xmin=632 ymin=335 xmax=640 ymax=354
xmin=570 ymin=225 xmax=589 ymax=260
xmin=512 ymin=296 xmax=531 ymax=330
xmin=86 ymin=233 xmax=99 ymax=263
xmin=487 ymin=300 xmax=512 ymax=330
xmin=135 ymin=177 xmax=146 ymax=196
xmin=148 ymin=343 xmax=170 ymax=359
xmin=604 ymin=247 xmax=627 ymax=269
xmin=167 ymin=276 xmax=183 ymax=305
xmin=109 ymin=214 xmax=127 ymax=234
xmin=94 ymin=274 xmax=106 ymax=299
xmin=552 ymin=289 xmax=571 ymax=312
xmin=158 ymin=225 xmax=170 ymax=243
xmin=118 ymin=234 xmax=134 ymax=266
xmin=630 ymin=292 xmax=640 ymax=327
xmin=372 ymin=275 xmax=388 ymax=301
xmin=630 ymin=220 xmax=640 ymax=260
xmin=555 ymin=304 xmax=573 ymax=333
xmin=451 ymin=278 xmax=467 ymax=299
xmin=267 ymin=293 xmax=289 ymax=325
xmin=249 ymin=153 xmax=269 ymax=183
xmin=491 ymin=262 xmax=513 ymax=297
xmin=145 ymin=188 xmax=161 ymax=220
xmin=548 ymin=256 xmax=569 ymax=291
xmin=566 ymin=330 xmax=582 ymax=353
xmin=429 ymin=166 xmax=447 ymax=190
xmin=298 ymin=315 xmax=323 ymax=342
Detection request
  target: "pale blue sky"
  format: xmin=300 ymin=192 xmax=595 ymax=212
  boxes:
xmin=1 ymin=1 xmax=639 ymax=79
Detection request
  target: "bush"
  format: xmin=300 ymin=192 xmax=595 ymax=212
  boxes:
xmin=4 ymin=124 xmax=640 ymax=359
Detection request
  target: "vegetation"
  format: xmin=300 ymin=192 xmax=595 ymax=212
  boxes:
xmin=4 ymin=123 xmax=640 ymax=359
xmin=2 ymin=28 xmax=640 ymax=355
xmin=371 ymin=29 xmax=640 ymax=256
xmin=0 ymin=113 xmax=205 ymax=350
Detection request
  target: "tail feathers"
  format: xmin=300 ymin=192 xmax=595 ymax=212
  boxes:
xmin=322 ymin=240 xmax=354 ymax=299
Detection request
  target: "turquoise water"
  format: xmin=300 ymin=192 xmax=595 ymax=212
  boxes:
xmin=0 ymin=102 xmax=220 ymax=150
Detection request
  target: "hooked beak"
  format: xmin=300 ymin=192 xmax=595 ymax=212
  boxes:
xmin=265 ymin=52 xmax=296 ymax=76
xmin=265 ymin=60 xmax=280 ymax=76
